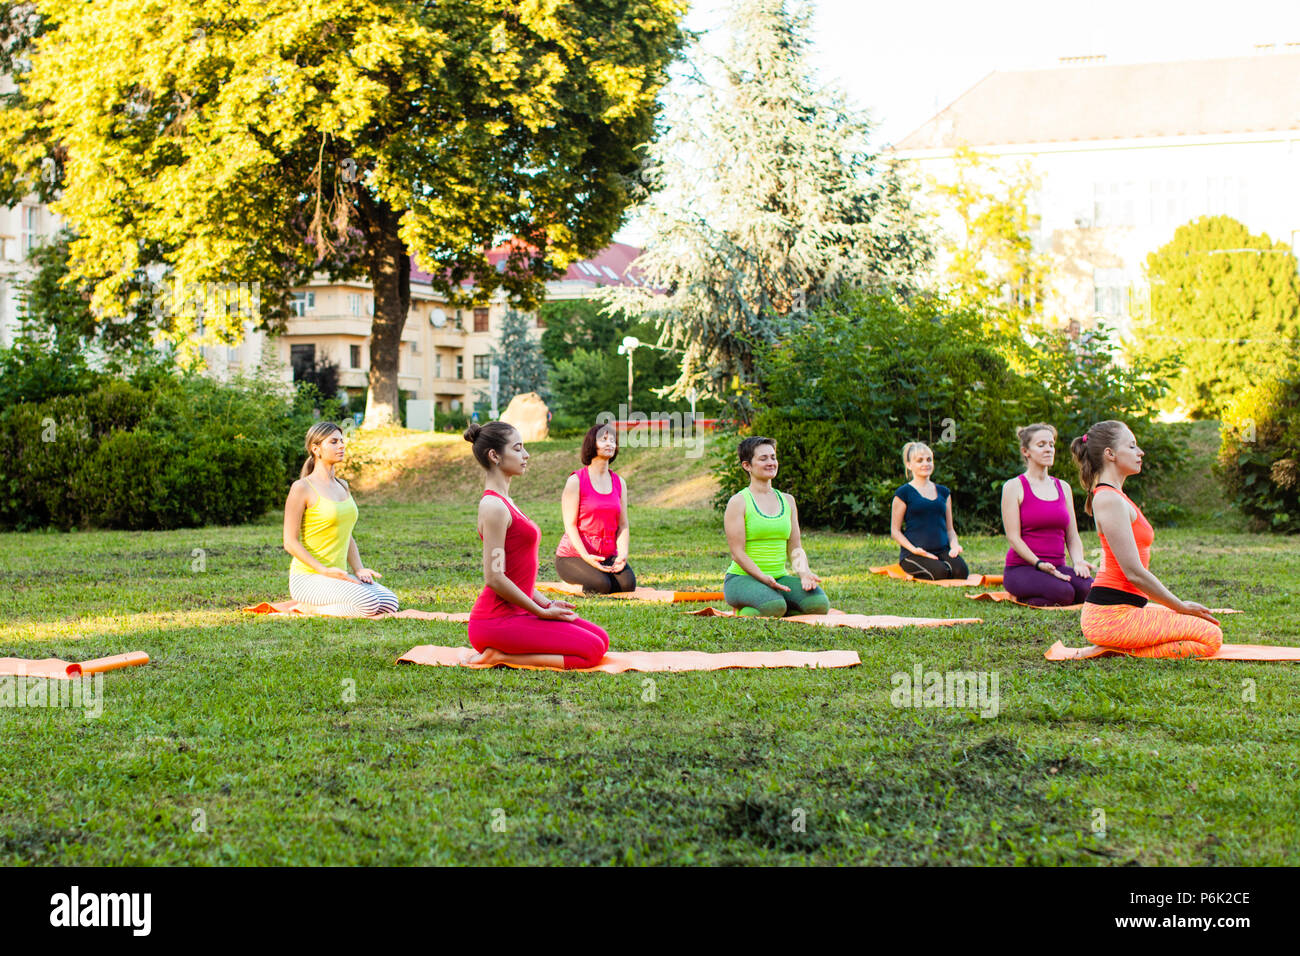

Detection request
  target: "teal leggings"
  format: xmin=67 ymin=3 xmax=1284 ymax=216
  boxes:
xmin=723 ymin=573 xmax=830 ymax=618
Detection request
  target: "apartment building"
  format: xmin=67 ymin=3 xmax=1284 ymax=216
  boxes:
xmin=891 ymin=52 xmax=1300 ymax=334
xmin=0 ymin=197 xmax=56 ymax=348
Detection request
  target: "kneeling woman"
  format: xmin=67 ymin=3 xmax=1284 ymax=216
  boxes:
xmin=1072 ymin=420 xmax=1221 ymax=658
xmin=891 ymin=441 xmax=970 ymax=580
xmin=282 ymin=421 xmax=399 ymax=616
xmin=466 ymin=422 xmax=610 ymax=669
xmin=723 ymin=436 xmax=830 ymax=617
xmin=555 ymin=422 xmax=635 ymax=593
xmin=1000 ymin=423 xmax=1094 ymax=606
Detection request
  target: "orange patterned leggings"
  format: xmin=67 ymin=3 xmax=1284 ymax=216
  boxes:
xmin=1080 ymin=603 xmax=1223 ymax=659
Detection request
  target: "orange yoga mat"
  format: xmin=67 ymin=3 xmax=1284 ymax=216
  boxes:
xmin=537 ymin=582 xmax=724 ymax=603
xmin=243 ymin=601 xmax=470 ymax=622
xmin=397 ymin=644 xmax=859 ymax=673
xmin=0 ymin=651 xmax=150 ymax=680
xmin=869 ymin=564 xmax=1002 ymax=588
xmin=687 ymin=607 xmax=982 ymax=629
xmin=1046 ymin=640 xmax=1300 ymax=662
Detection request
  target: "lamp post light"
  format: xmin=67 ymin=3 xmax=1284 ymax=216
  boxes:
xmin=616 ymin=335 xmax=640 ymax=413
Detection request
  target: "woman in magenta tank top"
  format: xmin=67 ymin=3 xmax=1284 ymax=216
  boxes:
xmin=1000 ymin=423 xmax=1094 ymax=606
xmin=463 ymin=422 xmax=609 ymax=670
xmin=555 ymin=423 xmax=634 ymax=594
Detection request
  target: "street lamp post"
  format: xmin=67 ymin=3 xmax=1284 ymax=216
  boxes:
xmin=616 ymin=335 xmax=640 ymax=413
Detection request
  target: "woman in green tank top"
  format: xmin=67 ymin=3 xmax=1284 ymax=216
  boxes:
xmin=722 ymin=436 xmax=830 ymax=617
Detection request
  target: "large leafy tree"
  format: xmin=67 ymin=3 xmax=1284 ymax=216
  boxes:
xmin=0 ymin=0 xmax=687 ymax=425
xmin=928 ymin=146 xmax=1050 ymax=331
xmin=477 ymin=308 xmax=550 ymax=411
xmin=1138 ymin=215 xmax=1300 ymax=417
xmin=604 ymin=0 xmax=930 ymax=408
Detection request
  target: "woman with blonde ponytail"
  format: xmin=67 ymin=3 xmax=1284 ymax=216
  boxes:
xmin=1071 ymin=420 xmax=1221 ymax=658
xmin=281 ymin=421 xmax=398 ymax=616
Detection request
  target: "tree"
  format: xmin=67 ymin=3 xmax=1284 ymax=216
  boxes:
xmin=1137 ymin=216 xmax=1300 ymax=417
xmin=540 ymin=297 xmax=691 ymax=421
xmin=928 ymin=146 xmax=1050 ymax=330
xmin=603 ymin=0 xmax=929 ymax=410
xmin=0 ymin=0 xmax=687 ymax=426
xmin=478 ymin=309 xmax=550 ymax=410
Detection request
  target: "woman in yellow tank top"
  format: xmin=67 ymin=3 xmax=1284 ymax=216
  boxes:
xmin=281 ymin=421 xmax=398 ymax=616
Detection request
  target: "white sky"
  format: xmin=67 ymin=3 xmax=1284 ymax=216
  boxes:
xmin=617 ymin=0 xmax=1300 ymax=243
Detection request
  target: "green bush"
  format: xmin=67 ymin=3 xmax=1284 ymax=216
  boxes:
xmin=713 ymin=293 xmax=1183 ymax=532
xmin=1217 ymin=366 xmax=1300 ymax=532
xmin=0 ymin=371 xmax=330 ymax=531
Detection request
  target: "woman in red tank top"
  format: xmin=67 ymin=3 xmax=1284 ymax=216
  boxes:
xmin=555 ymin=422 xmax=635 ymax=593
xmin=462 ymin=422 xmax=610 ymax=670
xmin=1070 ymin=420 xmax=1222 ymax=659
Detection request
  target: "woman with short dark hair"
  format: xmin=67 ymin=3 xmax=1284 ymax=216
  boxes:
xmin=554 ymin=422 xmax=635 ymax=593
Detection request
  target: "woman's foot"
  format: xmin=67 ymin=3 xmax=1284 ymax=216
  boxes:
xmin=463 ymin=647 xmax=506 ymax=668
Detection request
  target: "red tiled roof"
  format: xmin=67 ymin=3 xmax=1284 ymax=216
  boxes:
xmin=894 ymin=53 xmax=1300 ymax=151
xmin=409 ymin=241 xmax=646 ymax=290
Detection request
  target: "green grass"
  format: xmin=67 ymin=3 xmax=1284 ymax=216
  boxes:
xmin=3 ymin=441 xmax=1299 ymax=864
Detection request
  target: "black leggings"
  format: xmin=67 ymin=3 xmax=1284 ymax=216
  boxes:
xmin=899 ymin=547 xmax=970 ymax=581
xmin=555 ymin=555 xmax=637 ymax=594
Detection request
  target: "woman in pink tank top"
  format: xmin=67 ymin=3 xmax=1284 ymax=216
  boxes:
xmin=555 ymin=423 xmax=635 ymax=594
xmin=462 ymin=421 xmax=609 ymax=670
xmin=1000 ymin=423 xmax=1094 ymax=606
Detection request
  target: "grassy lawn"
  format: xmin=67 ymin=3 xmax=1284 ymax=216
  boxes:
xmin=2 ymin=434 xmax=1298 ymax=865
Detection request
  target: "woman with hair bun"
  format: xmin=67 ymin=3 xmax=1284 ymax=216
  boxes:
xmin=1000 ymin=423 xmax=1094 ymax=606
xmin=464 ymin=421 xmax=610 ymax=669
xmin=281 ymin=421 xmax=399 ymax=616
xmin=1071 ymin=420 xmax=1222 ymax=658
xmin=890 ymin=441 xmax=970 ymax=580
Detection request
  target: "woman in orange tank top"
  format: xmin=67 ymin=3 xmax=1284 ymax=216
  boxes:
xmin=1069 ymin=420 xmax=1221 ymax=659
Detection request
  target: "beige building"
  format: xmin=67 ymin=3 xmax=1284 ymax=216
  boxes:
xmin=219 ymin=242 xmax=647 ymax=416
xmin=892 ymin=52 xmax=1300 ymax=335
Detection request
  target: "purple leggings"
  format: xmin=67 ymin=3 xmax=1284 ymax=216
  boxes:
xmin=468 ymin=614 xmax=610 ymax=670
xmin=1003 ymin=563 xmax=1093 ymax=607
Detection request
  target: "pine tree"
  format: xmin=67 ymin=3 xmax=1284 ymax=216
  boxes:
xmin=604 ymin=0 xmax=930 ymax=406
xmin=479 ymin=309 xmax=550 ymax=410
xmin=1137 ymin=216 xmax=1300 ymax=417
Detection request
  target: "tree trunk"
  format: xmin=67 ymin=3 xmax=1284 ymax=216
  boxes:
xmin=358 ymin=194 xmax=411 ymax=428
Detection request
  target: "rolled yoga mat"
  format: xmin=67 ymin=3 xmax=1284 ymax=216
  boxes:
xmin=0 ymin=651 xmax=150 ymax=679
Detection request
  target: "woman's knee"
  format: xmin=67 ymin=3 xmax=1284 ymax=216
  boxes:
xmin=795 ymin=590 xmax=830 ymax=615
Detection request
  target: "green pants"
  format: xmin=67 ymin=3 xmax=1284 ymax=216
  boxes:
xmin=723 ymin=573 xmax=830 ymax=618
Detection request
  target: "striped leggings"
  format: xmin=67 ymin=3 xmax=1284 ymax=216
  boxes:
xmin=289 ymin=572 xmax=399 ymax=617
xmin=1080 ymin=603 xmax=1223 ymax=659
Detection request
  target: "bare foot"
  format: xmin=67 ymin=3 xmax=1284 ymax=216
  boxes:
xmin=464 ymin=647 xmax=504 ymax=668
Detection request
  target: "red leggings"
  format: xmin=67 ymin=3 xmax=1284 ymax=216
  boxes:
xmin=468 ymin=614 xmax=610 ymax=670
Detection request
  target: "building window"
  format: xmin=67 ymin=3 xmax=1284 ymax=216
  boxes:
xmin=290 ymin=343 xmax=316 ymax=382
xmin=350 ymin=344 xmax=361 ymax=368
xmin=435 ymin=354 xmax=443 ymax=378
xmin=1093 ymin=269 xmax=1128 ymax=318
xmin=20 ymin=205 xmax=38 ymax=256
xmin=456 ymin=355 xmax=464 ymax=379
xmin=473 ymin=354 xmax=492 ymax=379
xmin=536 ymin=311 xmax=546 ymax=329
xmin=473 ymin=307 xmax=489 ymax=333
xmin=366 ymin=297 xmax=374 ymax=316
xmin=348 ymin=293 xmax=361 ymax=315
xmin=289 ymin=291 xmax=315 ymax=317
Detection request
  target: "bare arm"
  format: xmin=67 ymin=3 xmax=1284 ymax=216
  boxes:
xmin=1001 ymin=479 xmax=1037 ymax=564
xmin=1062 ymin=484 xmax=1094 ymax=576
xmin=725 ymin=493 xmax=788 ymax=590
xmin=611 ymin=477 xmax=631 ymax=572
xmin=786 ymin=495 xmax=821 ymax=590
xmin=560 ymin=474 xmax=603 ymax=568
xmin=891 ymin=496 xmax=935 ymax=559
xmin=945 ymin=495 xmax=962 ymax=557
xmin=481 ymin=497 xmax=573 ymax=620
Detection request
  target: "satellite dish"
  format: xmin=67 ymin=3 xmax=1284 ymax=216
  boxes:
xmin=430 ymin=308 xmax=447 ymax=328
